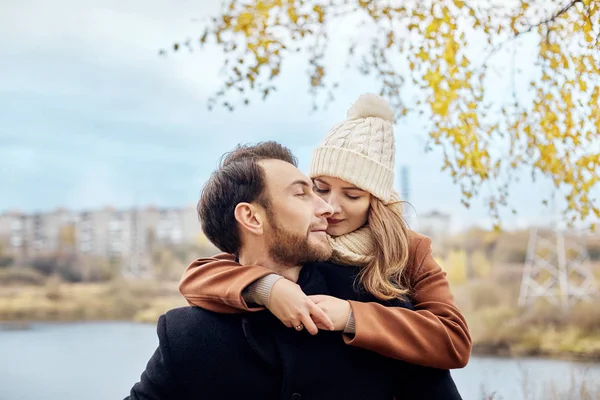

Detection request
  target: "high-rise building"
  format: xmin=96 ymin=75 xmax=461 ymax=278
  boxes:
xmin=399 ymin=165 xmax=410 ymax=202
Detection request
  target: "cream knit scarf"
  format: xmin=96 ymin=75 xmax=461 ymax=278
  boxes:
xmin=328 ymin=225 xmax=375 ymax=267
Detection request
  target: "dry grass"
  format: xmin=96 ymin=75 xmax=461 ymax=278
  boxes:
xmin=0 ymin=267 xmax=46 ymax=286
xmin=451 ymin=266 xmax=600 ymax=362
xmin=479 ymin=367 xmax=600 ymax=399
xmin=0 ymin=278 xmax=187 ymax=323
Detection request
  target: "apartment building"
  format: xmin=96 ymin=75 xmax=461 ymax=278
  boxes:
xmin=0 ymin=205 xmax=202 ymax=273
xmin=417 ymin=210 xmax=452 ymax=243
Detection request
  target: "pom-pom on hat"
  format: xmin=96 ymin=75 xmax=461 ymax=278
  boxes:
xmin=309 ymin=93 xmax=396 ymax=203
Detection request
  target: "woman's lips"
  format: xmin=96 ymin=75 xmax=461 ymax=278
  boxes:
xmin=327 ymin=218 xmax=343 ymax=225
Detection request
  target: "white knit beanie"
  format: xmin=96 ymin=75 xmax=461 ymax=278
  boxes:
xmin=309 ymin=93 xmax=396 ymax=203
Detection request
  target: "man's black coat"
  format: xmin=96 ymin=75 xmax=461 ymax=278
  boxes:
xmin=126 ymin=262 xmax=462 ymax=400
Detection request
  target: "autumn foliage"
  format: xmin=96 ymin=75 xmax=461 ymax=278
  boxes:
xmin=166 ymin=0 xmax=600 ymax=229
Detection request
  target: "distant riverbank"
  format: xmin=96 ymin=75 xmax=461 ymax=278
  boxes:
xmin=0 ymin=280 xmax=188 ymax=325
xmin=2 ymin=280 xmax=600 ymax=363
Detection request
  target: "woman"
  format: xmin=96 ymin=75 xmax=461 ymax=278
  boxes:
xmin=179 ymin=93 xmax=471 ymax=370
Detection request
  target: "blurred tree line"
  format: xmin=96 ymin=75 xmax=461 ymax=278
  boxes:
xmin=432 ymin=227 xmax=600 ymax=285
xmin=0 ymin=232 xmax=220 ymax=286
xmin=1 ymin=227 xmax=598 ymax=287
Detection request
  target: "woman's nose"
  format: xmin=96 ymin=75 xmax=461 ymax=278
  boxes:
xmin=326 ymin=194 xmax=342 ymax=213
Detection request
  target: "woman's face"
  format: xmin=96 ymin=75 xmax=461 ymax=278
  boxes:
xmin=312 ymin=176 xmax=371 ymax=236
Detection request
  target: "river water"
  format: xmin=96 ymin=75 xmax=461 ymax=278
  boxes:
xmin=1 ymin=322 xmax=598 ymax=400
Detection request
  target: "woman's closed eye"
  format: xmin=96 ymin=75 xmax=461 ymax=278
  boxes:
xmin=314 ymin=187 xmax=329 ymax=194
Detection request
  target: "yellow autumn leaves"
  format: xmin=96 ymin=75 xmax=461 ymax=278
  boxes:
xmin=183 ymin=0 xmax=599 ymax=230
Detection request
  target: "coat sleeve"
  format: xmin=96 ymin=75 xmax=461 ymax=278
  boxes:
xmin=126 ymin=315 xmax=178 ymax=400
xmin=343 ymin=236 xmax=472 ymax=369
xmin=178 ymin=253 xmax=274 ymax=313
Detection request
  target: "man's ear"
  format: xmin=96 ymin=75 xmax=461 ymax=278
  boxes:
xmin=234 ymin=202 xmax=264 ymax=235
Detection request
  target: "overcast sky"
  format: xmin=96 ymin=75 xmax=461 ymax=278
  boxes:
xmin=2 ymin=0 xmax=581 ymax=232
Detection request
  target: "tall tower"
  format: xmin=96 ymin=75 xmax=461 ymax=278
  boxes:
xmin=398 ymin=165 xmax=411 ymax=224
xmin=518 ymin=209 xmax=598 ymax=309
xmin=399 ymin=165 xmax=410 ymax=203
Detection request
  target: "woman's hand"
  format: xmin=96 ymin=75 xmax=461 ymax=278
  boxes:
xmin=308 ymin=295 xmax=352 ymax=332
xmin=267 ymin=279 xmax=335 ymax=335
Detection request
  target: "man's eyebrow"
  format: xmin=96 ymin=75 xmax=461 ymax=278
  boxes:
xmin=288 ymin=180 xmax=313 ymax=189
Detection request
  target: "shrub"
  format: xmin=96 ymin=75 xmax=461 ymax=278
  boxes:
xmin=0 ymin=256 xmax=14 ymax=268
xmin=0 ymin=267 xmax=46 ymax=286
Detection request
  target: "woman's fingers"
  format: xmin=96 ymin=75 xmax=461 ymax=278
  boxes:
xmin=309 ymin=301 xmax=334 ymax=331
xmin=299 ymin=314 xmax=319 ymax=335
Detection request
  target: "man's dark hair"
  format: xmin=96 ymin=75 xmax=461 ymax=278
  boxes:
xmin=198 ymin=141 xmax=298 ymax=254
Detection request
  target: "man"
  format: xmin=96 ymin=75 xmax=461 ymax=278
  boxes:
xmin=126 ymin=142 xmax=461 ymax=400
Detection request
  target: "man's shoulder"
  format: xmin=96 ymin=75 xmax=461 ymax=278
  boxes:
xmin=163 ymin=305 xmax=211 ymax=319
xmin=160 ymin=306 xmax=244 ymax=337
xmin=163 ymin=306 xmax=240 ymax=324
xmin=164 ymin=306 xmax=210 ymax=322
xmin=155 ymin=306 xmax=252 ymax=359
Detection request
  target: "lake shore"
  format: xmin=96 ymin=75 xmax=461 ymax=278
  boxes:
xmin=2 ymin=280 xmax=600 ymax=363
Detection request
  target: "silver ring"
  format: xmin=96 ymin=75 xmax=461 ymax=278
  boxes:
xmin=295 ymin=324 xmax=304 ymax=331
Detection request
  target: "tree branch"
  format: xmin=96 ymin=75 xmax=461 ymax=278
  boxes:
xmin=477 ymin=0 xmax=582 ymax=72
xmin=514 ymin=0 xmax=582 ymax=37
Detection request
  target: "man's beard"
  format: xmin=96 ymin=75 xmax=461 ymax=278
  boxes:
xmin=266 ymin=212 xmax=332 ymax=267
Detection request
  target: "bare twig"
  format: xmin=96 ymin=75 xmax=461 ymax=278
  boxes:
xmin=478 ymin=0 xmax=582 ymax=70
xmin=515 ymin=0 xmax=582 ymax=37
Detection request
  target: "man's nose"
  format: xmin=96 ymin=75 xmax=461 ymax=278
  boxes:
xmin=315 ymin=195 xmax=334 ymax=218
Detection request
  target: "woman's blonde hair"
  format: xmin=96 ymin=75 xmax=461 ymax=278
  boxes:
xmin=357 ymin=197 xmax=411 ymax=301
